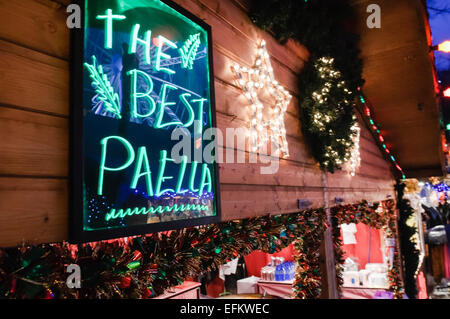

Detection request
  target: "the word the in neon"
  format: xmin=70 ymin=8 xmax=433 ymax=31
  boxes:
xmin=96 ymin=9 xmax=181 ymax=74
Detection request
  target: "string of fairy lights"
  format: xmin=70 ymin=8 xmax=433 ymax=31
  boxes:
xmin=358 ymin=90 xmax=406 ymax=179
xmin=232 ymin=43 xmax=403 ymax=180
xmin=233 ymin=40 xmax=291 ymax=158
xmin=310 ymin=57 xmax=357 ymax=170
xmin=346 ymin=123 xmax=361 ymax=176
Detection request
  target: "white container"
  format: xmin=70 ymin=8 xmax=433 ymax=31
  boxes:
xmin=237 ymin=276 xmax=259 ymax=294
xmin=343 ymin=257 xmax=359 ymax=272
xmin=368 ymin=272 xmax=388 ymax=288
xmin=365 ymin=263 xmax=387 ymax=273
xmin=359 ymin=269 xmax=371 ymax=287
xmin=343 ymin=271 xmax=360 ymax=287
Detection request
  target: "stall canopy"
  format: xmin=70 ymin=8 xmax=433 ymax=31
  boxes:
xmin=351 ymin=0 xmax=444 ymax=178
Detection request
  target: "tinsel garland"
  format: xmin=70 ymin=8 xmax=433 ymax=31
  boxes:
xmin=0 ymin=202 xmax=402 ymax=299
xmin=0 ymin=209 xmax=326 ymax=299
xmin=330 ymin=200 xmax=404 ymax=299
xmin=248 ymin=0 xmax=364 ymax=172
xmin=292 ymin=210 xmax=327 ymax=299
xmin=396 ymin=183 xmax=420 ymax=299
xmin=331 ymin=219 xmax=345 ymax=295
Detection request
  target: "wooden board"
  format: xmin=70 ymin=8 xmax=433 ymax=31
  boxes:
xmin=0 ymin=0 xmax=395 ymax=247
xmin=350 ymin=0 xmax=443 ymax=176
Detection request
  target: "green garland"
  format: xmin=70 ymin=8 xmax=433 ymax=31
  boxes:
xmin=292 ymin=209 xmax=327 ymax=298
xmin=248 ymin=0 xmax=364 ymax=172
xmin=396 ymin=183 xmax=420 ymax=299
xmin=1 ymin=202 xmax=390 ymax=299
xmin=0 ymin=209 xmax=326 ymax=299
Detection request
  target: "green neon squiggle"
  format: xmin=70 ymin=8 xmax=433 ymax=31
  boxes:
xmin=105 ymin=204 xmax=210 ymax=221
xmin=179 ymin=33 xmax=201 ymax=70
xmin=84 ymin=56 xmax=122 ymax=118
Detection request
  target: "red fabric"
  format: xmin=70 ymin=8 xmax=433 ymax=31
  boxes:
xmin=244 ymin=245 xmax=295 ymax=277
xmin=341 ymin=223 xmax=383 ymax=269
xmin=206 ymin=245 xmax=294 ymax=297
xmin=445 ymin=243 xmax=450 ymax=280
xmin=257 ymin=281 xmax=293 ymax=298
xmin=205 ymin=276 xmax=224 ymax=298
xmin=417 ymin=271 xmax=428 ymax=299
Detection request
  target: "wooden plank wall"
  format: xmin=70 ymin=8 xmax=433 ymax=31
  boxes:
xmin=350 ymin=0 xmax=443 ymax=177
xmin=0 ymin=0 xmax=395 ymax=247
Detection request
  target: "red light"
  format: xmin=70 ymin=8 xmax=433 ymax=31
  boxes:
xmin=438 ymin=40 xmax=450 ymax=53
xmin=365 ymin=106 xmax=371 ymax=117
xmin=379 ymin=135 xmax=384 ymax=142
xmin=372 ymin=125 xmax=377 ymax=131
xmin=395 ymin=164 xmax=402 ymax=171
xmin=153 ymin=37 xmax=162 ymax=47
xmin=385 ymin=148 xmax=390 ymax=154
xmin=444 ymin=87 xmax=450 ymax=98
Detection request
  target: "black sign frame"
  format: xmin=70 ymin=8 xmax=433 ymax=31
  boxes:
xmin=69 ymin=0 xmax=221 ymax=243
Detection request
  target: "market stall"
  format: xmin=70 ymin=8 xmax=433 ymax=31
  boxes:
xmin=0 ymin=0 xmax=441 ymax=301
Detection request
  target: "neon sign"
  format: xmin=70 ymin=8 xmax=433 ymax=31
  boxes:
xmin=70 ymin=0 xmax=220 ymax=242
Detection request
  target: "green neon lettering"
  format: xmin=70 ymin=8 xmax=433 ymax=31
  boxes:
xmin=127 ymin=69 xmax=156 ymax=118
xmin=198 ymin=164 xmax=212 ymax=196
xmin=130 ymin=146 xmax=154 ymax=197
xmin=129 ymin=24 xmax=152 ymax=64
xmin=191 ymin=98 xmax=207 ymax=134
xmin=154 ymin=83 xmax=182 ymax=128
xmin=155 ymin=150 xmax=174 ymax=196
xmin=105 ymin=204 xmax=210 ymax=221
xmin=179 ymin=33 xmax=201 ymax=70
xmin=155 ymin=35 xmax=177 ymax=74
xmin=176 ymin=155 xmax=188 ymax=194
xmin=189 ymin=161 xmax=199 ymax=192
xmin=96 ymin=9 xmax=126 ymax=49
xmin=98 ymin=136 xmax=135 ymax=195
xmin=179 ymin=93 xmax=195 ymax=127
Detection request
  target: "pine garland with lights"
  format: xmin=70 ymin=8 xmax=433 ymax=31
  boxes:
xmin=298 ymin=57 xmax=357 ymax=171
xmin=331 ymin=200 xmax=404 ymax=298
xmin=248 ymin=0 xmax=364 ymax=172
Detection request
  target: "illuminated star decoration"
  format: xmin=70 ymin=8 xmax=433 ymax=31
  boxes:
xmin=233 ymin=40 xmax=291 ymax=157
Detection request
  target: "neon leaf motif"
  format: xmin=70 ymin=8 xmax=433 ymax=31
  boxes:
xmin=179 ymin=33 xmax=201 ymax=70
xmin=84 ymin=55 xmax=122 ymax=118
